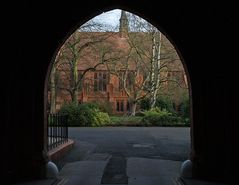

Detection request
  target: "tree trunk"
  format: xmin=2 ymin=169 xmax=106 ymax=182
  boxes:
xmin=130 ymin=102 xmax=137 ymax=116
xmin=72 ymin=89 xmax=78 ymax=104
xmin=150 ymin=94 xmax=157 ymax=108
xmin=149 ymin=34 xmax=156 ymax=108
xmin=150 ymin=32 xmax=161 ymax=109
xmin=72 ymin=59 xmax=79 ymax=105
xmin=50 ymin=65 xmax=56 ymax=113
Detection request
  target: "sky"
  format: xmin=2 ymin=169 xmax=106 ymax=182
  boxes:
xmin=80 ymin=9 xmax=151 ymax=32
xmin=91 ymin=9 xmax=122 ymax=27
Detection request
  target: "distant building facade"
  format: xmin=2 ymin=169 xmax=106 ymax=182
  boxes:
xmin=48 ymin=11 xmax=188 ymax=114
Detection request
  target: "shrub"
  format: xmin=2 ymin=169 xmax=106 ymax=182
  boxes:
xmin=139 ymin=97 xmax=176 ymax=114
xmin=180 ymin=97 xmax=190 ymax=119
xmin=155 ymin=97 xmax=176 ymax=114
xmin=59 ymin=103 xmax=82 ymax=126
xmin=77 ymin=103 xmax=99 ymax=126
xmin=80 ymin=102 xmax=99 ymax=110
xmin=91 ymin=100 xmax=113 ymax=115
xmin=183 ymin=117 xmax=190 ymax=126
xmin=95 ymin=111 xmax=111 ymax=126
xmin=139 ymin=98 xmax=150 ymax=110
xmin=59 ymin=102 xmax=110 ymax=127
xmin=177 ymin=96 xmax=190 ymax=126
xmin=141 ymin=107 xmax=182 ymax=126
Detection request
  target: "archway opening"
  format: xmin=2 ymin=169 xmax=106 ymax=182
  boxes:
xmin=44 ymin=8 xmax=192 ymax=183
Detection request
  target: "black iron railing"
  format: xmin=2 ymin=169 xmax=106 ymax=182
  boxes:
xmin=47 ymin=113 xmax=68 ymax=151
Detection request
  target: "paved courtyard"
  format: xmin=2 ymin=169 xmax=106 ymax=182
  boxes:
xmin=62 ymin=127 xmax=190 ymax=163
xmin=55 ymin=127 xmax=190 ymax=185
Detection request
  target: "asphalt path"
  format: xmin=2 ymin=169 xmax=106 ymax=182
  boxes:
xmin=58 ymin=127 xmax=190 ymax=169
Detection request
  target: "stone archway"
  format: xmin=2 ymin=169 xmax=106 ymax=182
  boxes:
xmin=43 ymin=7 xmax=193 ymax=180
xmin=4 ymin=1 xmax=236 ymax=184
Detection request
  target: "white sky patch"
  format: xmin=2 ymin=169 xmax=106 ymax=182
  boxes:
xmin=80 ymin=9 xmax=152 ymax=32
xmin=91 ymin=9 xmax=121 ymax=27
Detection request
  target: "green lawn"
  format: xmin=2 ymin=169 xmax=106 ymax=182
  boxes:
xmin=108 ymin=115 xmax=190 ymax=127
xmin=109 ymin=115 xmax=143 ymax=126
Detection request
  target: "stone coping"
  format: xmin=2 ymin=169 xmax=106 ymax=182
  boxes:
xmin=47 ymin=139 xmax=74 ymax=162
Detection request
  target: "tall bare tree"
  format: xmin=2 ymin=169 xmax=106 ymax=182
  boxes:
xmin=106 ymin=45 xmax=150 ymax=115
xmin=48 ymin=21 xmax=117 ymax=112
xmin=105 ymin=12 xmax=185 ymax=114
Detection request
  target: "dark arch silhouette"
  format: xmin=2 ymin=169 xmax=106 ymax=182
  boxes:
xmin=3 ymin=1 xmax=237 ymax=184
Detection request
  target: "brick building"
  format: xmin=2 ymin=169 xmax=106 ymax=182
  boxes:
xmin=49 ymin=10 xmax=187 ymax=114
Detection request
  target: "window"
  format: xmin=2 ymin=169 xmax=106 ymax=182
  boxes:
xmin=94 ymin=72 xmax=108 ymax=92
xmin=116 ymin=100 xmax=124 ymax=112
